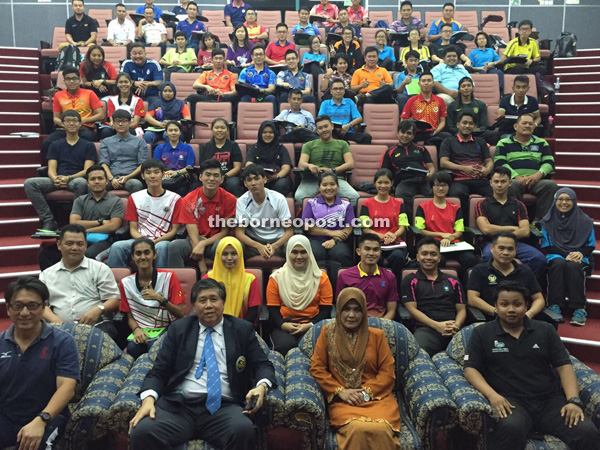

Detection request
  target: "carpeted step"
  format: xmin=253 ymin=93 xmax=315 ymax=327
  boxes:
xmin=0 ymin=80 xmax=40 ymax=91
xmin=0 ymin=177 xmax=27 ymax=201
xmin=0 ymin=217 xmax=39 ymax=237
xmin=577 ymin=49 xmax=600 ymax=58
xmin=554 ymin=56 xmax=600 ymax=67
xmin=556 ymin=73 xmax=600 ymax=84
xmin=0 ymin=165 xmax=40 ymax=181
xmin=0 ymin=91 xmax=40 ymax=101
xmin=0 ymin=71 xmax=39 ymax=82
xmin=554 ymin=126 xmax=600 ymax=139
xmin=0 ymin=100 xmax=41 ymax=113
xmin=0 ymin=201 xmax=36 ymax=216
xmin=0 ymin=136 xmax=42 ymax=150
xmin=0 ymin=264 xmax=41 ymax=294
xmin=0 ymin=65 xmax=39 ymax=74
xmin=554 ymin=152 xmax=600 ymax=166
xmin=0 ymin=113 xmax=41 ymax=124
xmin=555 ymin=166 xmax=600 ymax=180
xmin=554 ymin=113 xmax=600 ymax=126
xmin=555 ymin=180 xmax=600 ymax=203
xmin=0 ymin=151 xmax=41 ymax=165
xmin=556 ymin=93 xmax=600 ymax=103
xmin=578 ymin=202 xmax=600 ymax=222
xmin=0 ymin=55 xmax=40 ymax=68
xmin=555 ymin=64 xmax=600 ymax=74
xmin=557 ymin=81 xmax=600 ymax=93
xmin=555 ymin=103 xmax=600 ymax=114
xmin=0 ymin=237 xmax=41 ymax=277
xmin=584 ymin=273 xmax=600 ymax=292
xmin=0 ymin=48 xmax=40 ymax=58
xmin=0 ymin=124 xmax=40 ymax=135
xmin=554 ymin=139 xmax=600 ymax=152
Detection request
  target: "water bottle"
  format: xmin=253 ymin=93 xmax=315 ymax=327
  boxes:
xmin=155 ymin=107 xmax=163 ymax=121
xmin=554 ymin=76 xmax=561 ymax=91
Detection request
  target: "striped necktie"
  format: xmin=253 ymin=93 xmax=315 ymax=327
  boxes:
xmin=195 ymin=327 xmax=221 ymax=414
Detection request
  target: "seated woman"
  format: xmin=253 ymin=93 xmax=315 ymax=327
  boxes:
xmin=119 ymin=238 xmax=185 ymax=359
xmin=374 ymin=29 xmax=395 ymax=71
xmin=302 ymin=35 xmax=327 ymax=90
xmin=414 ymin=171 xmax=477 ymax=276
xmin=246 ymin=120 xmax=293 ymax=196
xmin=320 ymin=53 xmax=354 ymax=100
xmin=197 ymin=32 xmax=217 ymax=72
xmin=101 ymin=72 xmax=146 ymax=139
xmin=226 ymin=24 xmax=254 ymax=74
xmin=79 ymin=44 xmax=117 ymax=98
xmin=310 ymin=287 xmax=401 ymax=450
xmin=468 ymin=32 xmax=504 ymax=91
xmin=541 ymin=188 xmax=595 ymax=326
xmin=143 ymin=82 xmax=192 ymax=145
xmin=398 ymin=29 xmax=431 ymax=66
xmin=267 ymin=235 xmax=333 ymax=355
xmin=359 ymin=168 xmax=409 ymax=278
xmin=205 ymin=236 xmax=261 ymax=323
xmin=302 ymin=172 xmax=355 ymax=268
xmin=330 ymin=27 xmax=363 ymax=73
xmin=153 ymin=121 xmax=195 ymax=197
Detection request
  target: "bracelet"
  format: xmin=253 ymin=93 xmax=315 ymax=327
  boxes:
xmin=132 ymin=326 xmax=140 ymax=332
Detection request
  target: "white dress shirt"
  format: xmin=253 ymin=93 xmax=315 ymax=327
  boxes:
xmin=107 ymin=18 xmax=135 ymax=44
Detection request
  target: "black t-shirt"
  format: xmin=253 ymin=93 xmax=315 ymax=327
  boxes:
xmin=47 ymin=138 xmax=97 ymax=176
xmin=198 ymin=139 xmax=243 ymax=173
xmin=465 ymin=317 xmax=571 ymax=402
xmin=65 ymin=14 xmax=98 ymax=42
xmin=380 ymin=143 xmax=432 ymax=185
xmin=246 ymin=144 xmax=292 ymax=171
xmin=430 ymin=43 xmax=464 ymax=60
xmin=467 ymin=260 xmax=541 ymax=306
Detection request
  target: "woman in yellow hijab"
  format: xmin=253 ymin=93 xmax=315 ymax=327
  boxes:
xmin=205 ymin=236 xmax=261 ymax=323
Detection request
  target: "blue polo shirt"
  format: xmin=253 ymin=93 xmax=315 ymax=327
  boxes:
xmin=135 ymin=4 xmax=163 ymax=21
xmin=277 ymin=69 xmax=312 ymax=91
xmin=153 ymin=141 xmax=196 ymax=170
xmin=176 ymin=19 xmax=206 ymax=39
xmin=292 ymin=23 xmax=321 ymax=36
xmin=239 ymin=65 xmax=276 ymax=89
xmin=318 ymin=98 xmax=361 ymax=134
xmin=428 ymin=19 xmax=463 ymax=44
xmin=377 ymin=45 xmax=396 ymax=63
xmin=0 ymin=321 xmax=80 ymax=424
xmin=121 ymin=58 xmax=163 ymax=98
xmin=224 ymin=1 xmax=252 ymax=26
xmin=431 ymin=63 xmax=471 ymax=91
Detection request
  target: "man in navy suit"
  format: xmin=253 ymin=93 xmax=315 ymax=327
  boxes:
xmin=129 ymin=278 xmax=276 ymax=449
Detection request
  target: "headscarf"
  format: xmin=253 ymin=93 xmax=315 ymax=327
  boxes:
xmin=155 ymin=82 xmax=185 ymax=120
xmin=208 ymin=237 xmax=253 ymax=318
xmin=248 ymin=120 xmax=285 ymax=169
xmin=271 ymin=235 xmax=322 ymax=311
xmin=540 ymin=187 xmax=594 ymax=253
xmin=326 ymin=287 xmax=369 ymax=389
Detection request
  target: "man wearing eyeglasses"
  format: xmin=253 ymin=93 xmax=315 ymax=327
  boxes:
xmin=0 ymin=276 xmax=79 ymax=450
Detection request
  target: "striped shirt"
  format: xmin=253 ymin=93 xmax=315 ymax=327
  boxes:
xmin=302 ymin=195 xmax=355 ymax=242
xmin=493 ymin=135 xmax=554 ymax=178
xmin=126 ymin=189 xmax=182 ymax=239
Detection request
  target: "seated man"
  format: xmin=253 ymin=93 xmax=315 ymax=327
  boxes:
xmin=494 ymin=113 xmax=558 ymax=220
xmin=476 ymin=167 xmax=547 ymax=276
xmin=440 ymin=111 xmax=493 ymax=218
xmin=160 ymin=31 xmax=198 ymax=82
xmin=394 ymin=50 xmax=421 ymax=114
xmin=63 ymin=0 xmax=97 ymax=48
xmin=189 ymin=48 xmax=238 ymax=108
xmin=0 ymin=277 xmax=79 ymax=450
xmin=235 ymin=164 xmax=293 ymax=260
xmin=347 ymin=0 xmax=368 ymax=28
xmin=107 ymin=3 xmax=135 ymax=47
xmin=336 ymin=233 xmax=399 ymax=320
xmin=275 ymin=88 xmax=319 ymax=144
xmin=276 ymin=50 xmax=315 ymax=104
xmin=100 ymin=109 xmax=147 ymax=194
xmin=292 ymin=7 xmax=322 ymax=37
xmin=137 ymin=6 xmax=168 ymax=55
xmin=135 ymin=0 xmax=163 ymax=21
xmin=427 ymin=2 xmax=466 ymax=44
xmin=128 ymin=277 xmax=277 ymax=450
xmin=175 ymin=1 xmax=206 ymax=50
xmin=318 ymin=79 xmax=372 ymax=145
xmin=26 ymin=110 xmax=96 ymax=231
xmin=42 ymin=68 xmax=104 ymax=155
xmin=431 ymin=46 xmax=472 ymax=106
xmin=244 ymin=9 xmax=268 ymax=44
xmin=497 ymin=75 xmax=541 ymax=137
xmin=266 ymin=23 xmax=296 ymax=66
xmin=467 ymin=231 xmax=545 ymax=319
xmin=330 ymin=9 xmax=362 ymax=42
xmin=121 ymin=43 xmax=164 ymax=101
xmin=224 ymin=0 xmax=253 ymax=27
xmin=401 ymin=236 xmax=466 ymax=356
xmin=309 ymin=0 xmax=339 ymax=30
xmin=464 ymin=281 xmax=600 ymax=450
xmin=350 ymin=46 xmax=394 ymax=105
xmin=238 ymin=44 xmax=277 ymax=115
xmin=499 ymin=20 xmax=544 ymax=75
xmin=168 ymin=159 xmax=237 ymax=276
xmin=390 ymin=0 xmax=424 ymax=37
xmin=108 ymin=159 xmax=182 ymax=268
xmin=430 ymin=24 xmax=472 ymax=67
xmin=40 ymin=224 xmax=121 ymax=341
xmin=296 ymin=115 xmax=360 ymax=206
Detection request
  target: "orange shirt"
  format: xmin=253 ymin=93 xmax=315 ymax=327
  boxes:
xmin=53 ymin=88 xmax=102 ymax=128
xmin=266 ymin=272 xmax=333 ymax=322
xmin=400 ymin=93 xmax=447 ymax=129
xmin=351 ymin=65 xmax=393 ymax=94
xmin=197 ymin=69 xmax=238 ymax=93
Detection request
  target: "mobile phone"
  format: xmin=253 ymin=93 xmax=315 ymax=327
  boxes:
xmin=244 ymin=394 xmax=259 ymax=411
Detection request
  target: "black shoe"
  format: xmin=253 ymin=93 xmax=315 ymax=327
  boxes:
xmin=40 ymin=220 xmax=58 ymax=232
xmin=356 ymin=93 xmax=366 ymax=108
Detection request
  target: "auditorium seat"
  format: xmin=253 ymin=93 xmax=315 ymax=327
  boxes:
xmin=206 ymin=25 xmax=233 ymax=45
xmin=363 ymin=104 xmax=399 ymax=146
xmin=257 ymin=10 xmax=283 ymax=29
xmin=471 ymin=73 xmax=500 ymax=106
xmin=190 ymin=102 xmax=233 ymax=145
xmin=89 ymin=8 xmax=113 ymax=26
xmin=169 ymin=267 xmax=199 ymax=316
xmin=144 ymin=46 xmax=161 ymax=62
xmin=368 ymin=11 xmax=394 ymax=26
xmin=170 ymin=72 xmax=199 ymax=102
xmin=348 ymin=144 xmax=388 ymax=198
xmin=103 ymin=46 xmax=127 ymax=69
xmin=361 ymin=28 xmax=378 ymax=50
xmin=41 ymin=27 xmax=66 ymax=59
xmin=502 ymin=73 xmax=549 ymax=113
xmin=202 ymin=9 xmax=226 ymax=26
xmin=236 ymin=102 xmax=274 ymax=146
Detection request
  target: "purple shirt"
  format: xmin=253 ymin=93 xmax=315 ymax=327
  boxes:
xmin=227 ymin=44 xmax=253 ymax=67
xmin=301 ymin=195 xmax=354 ymax=242
xmin=337 ymin=264 xmax=399 ymax=316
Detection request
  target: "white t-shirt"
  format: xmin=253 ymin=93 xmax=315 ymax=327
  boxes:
xmin=127 ymin=189 xmax=182 ymax=239
xmin=236 ymin=188 xmax=291 ymax=243
xmin=142 ymin=22 xmax=167 ymax=44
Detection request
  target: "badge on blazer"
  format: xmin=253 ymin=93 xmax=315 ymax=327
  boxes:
xmin=236 ymin=356 xmax=246 ymax=372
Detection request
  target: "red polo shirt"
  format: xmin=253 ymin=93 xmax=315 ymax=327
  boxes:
xmin=177 ymin=186 xmax=237 ymax=238
xmin=266 ymin=41 xmax=296 ymax=62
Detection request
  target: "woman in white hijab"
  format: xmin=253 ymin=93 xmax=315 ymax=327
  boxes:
xmin=266 ymin=235 xmax=334 ymax=355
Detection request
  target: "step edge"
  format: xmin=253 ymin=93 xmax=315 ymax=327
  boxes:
xmin=561 ymin=337 xmax=600 ymax=347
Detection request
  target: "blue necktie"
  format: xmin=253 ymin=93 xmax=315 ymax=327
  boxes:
xmin=195 ymin=327 xmax=221 ymax=414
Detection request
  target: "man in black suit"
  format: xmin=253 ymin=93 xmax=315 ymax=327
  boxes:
xmin=129 ymin=278 xmax=276 ymax=449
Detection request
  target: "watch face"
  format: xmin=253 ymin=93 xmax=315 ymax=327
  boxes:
xmin=362 ymin=391 xmax=369 ymax=402
xmin=39 ymin=412 xmax=51 ymax=422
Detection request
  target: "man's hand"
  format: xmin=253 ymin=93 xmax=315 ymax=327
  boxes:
xmin=243 ymin=384 xmax=266 ymax=415
xmin=338 ymin=389 xmax=364 ymax=406
xmin=461 ymin=165 xmax=480 ymax=177
xmin=525 ymin=59 xmax=533 ymax=68
xmin=133 ymin=327 xmax=150 ymax=344
xmin=191 ymin=240 xmax=207 ymax=260
xmin=449 ymin=90 xmax=458 ymax=99
xmin=257 ymin=243 xmax=273 ymax=259
xmin=340 ymin=123 xmax=351 ymax=136
xmin=77 ymin=305 xmax=103 ymax=325
xmin=54 ymin=176 xmax=69 ymax=188
xmin=561 ymin=402 xmax=585 ymax=428
xmin=164 ymin=170 xmax=178 ymax=178
xmin=514 ymin=175 xmax=528 ymax=185
xmin=435 ymin=320 xmax=456 ymax=336
xmin=488 ymin=393 xmax=515 ymax=419
xmin=17 ymin=417 xmax=46 ymax=450
xmin=361 ymin=79 xmax=369 ymax=89
xmin=322 ymin=239 xmax=336 ymax=250
xmin=526 ymin=171 xmax=543 ymax=186
xmin=111 ymin=178 xmax=123 ymax=189
xmin=206 ymin=86 xmax=218 ymax=95
xmin=129 ymin=397 xmax=156 ymax=433
xmin=306 ymin=163 xmax=320 ymax=175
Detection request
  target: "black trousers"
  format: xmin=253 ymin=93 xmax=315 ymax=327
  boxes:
xmin=270 ymin=327 xmax=301 ymax=356
xmin=547 ymin=258 xmax=591 ymax=310
xmin=333 ymin=129 xmax=372 ymax=144
xmin=440 ymin=250 xmax=478 ymax=283
xmin=130 ymin=398 xmax=256 ymax=450
xmin=448 ymin=179 xmax=492 ymax=226
xmin=487 ymin=395 xmax=600 ymax=450
xmin=395 ymin=178 xmax=432 ymax=219
xmin=413 ymin=326 xmax=450 ymax=357
xmin=363 ymin=85 xmax=395 ymax=104
xmin=278 ymin=127 xmax=319 ymax=144
xmin=309 ymin=239 xmax=354 ymax=268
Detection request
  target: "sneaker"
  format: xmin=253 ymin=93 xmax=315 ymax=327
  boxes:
xmin=40 ymin=220 xmax=58 ymax=232
xmin=548 ymin=304 xmax=563 ymax=321
xmin=571 ymin=309 xmax=587 ymax=326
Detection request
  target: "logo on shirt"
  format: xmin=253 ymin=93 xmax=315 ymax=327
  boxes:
xmin=533 ymin=343 xmax=540 ymax=349
xmin=488 ymin=274 xmax=497 ymax=284
xmin=492 ymin=340 xmax=509 ymax=353
xmin=164 ymin=207 xmax=170 ymax=212
xmin=146 ymin=69 xmax=150 ymax=75
xmin=473 ymin=107 xmax=479 ymax=114
xmin=0 ymin=351 xmax=11 ymax=358
xmin=433 ymin=107 xmax=439 ymax=112
xmin=381 ymin=281 xmax=386 ymax=287
xmin=236 ymin=356 xmax=246 ymax=372
xmin=529 ymin=145 xmax=539 ymax=153
xmin=40 ymin=346 xmax=48 ymax=359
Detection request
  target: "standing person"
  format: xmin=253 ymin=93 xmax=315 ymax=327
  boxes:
xmin=153 ymin=121 xmax=195 ymax=197
xmin=401 ymin=237 xmax=466 ymax=356
xmin=159 ymin=31 xmax=198 ymax=81
xmin=128 ymin=278 xmax=276 ymax=450
xmin=121 ymin=44 xmax=164 ymax=101
xmin=267 ymin=234 xmax=333 ymax=356
xmin=350 ymin=46 xmax=394 ymax=105
xmin=224 ymin=0 xmax=253 ymax=27
xmin=464 ymin=281 xmax=600 ymax=450
xmin=120 ymin=238 xmax=185 ymax=359
xmin=136 ymin=6 xmax=168 ymax=55
xmin=499 ymin=20 xmax=544 ymax=75
xmin=226 ymin=24 xmax=254 ymax=73
xmin=469 ymin=32 xmax=504 ymax=90
xmin=394 ymin=49 xmax=421 ymax=114
xmin=541 ymin=188 xmax=595 ymax=326
xmin=0 ymin=277 xmax=79 ymax=450
xmin=266 ymin=23 xmax=296 ymax=66
xmin=309 ymin=0 xmax=340 ymax=30
xmin=143 ymin=82 xmax=192 ymax=145
xmin=63 ymin=0 xmax=97 ymax=48
xmin=102 ymin=73 xmax=146 ymax=139
xmin=107 ymin=3 xmax=135 ymax=47
xmin=79 ymin=45 xmax=117 ymax=97
xmin=238 ymin=45 xmax=277 ymax=115
xmin=310 ymin=288 xmax=401 ymax=450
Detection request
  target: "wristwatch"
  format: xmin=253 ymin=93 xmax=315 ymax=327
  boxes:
xmin=361 ymin=390 xmax=371 ymax=402
xmin=158 ymin=295 xmax=169 ymax=307
xmin=96 ymin=304 xmax=106 ymax=312
xmin=97 ymin=218 xmax=104 ymax=226
xmin=108 ymin=176 xmax=114 ymax=182
xmin=567 ymin=397 xmax=583 ymax=408
xmin=37 ymin=412 xmax=51 ymax=424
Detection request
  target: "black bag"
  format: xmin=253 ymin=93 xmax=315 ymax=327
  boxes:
xmin=56 ymin=44 xmax=82 ymax=72
xmin=552 ymin=32 xmax=577 ymax=58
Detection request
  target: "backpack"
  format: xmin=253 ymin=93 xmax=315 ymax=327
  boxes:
xmin=553 ymin=32 xmax=577 ymax=58
xmin=373 ymin=20 xmax=389 ymax=29
xmin=56 ymin=44 xmax=82 ymax=72
xmin=488 ymin=34 xmax=508 ymax=52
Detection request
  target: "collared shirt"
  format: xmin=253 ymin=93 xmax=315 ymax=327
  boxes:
xmin=390 ymin=16 xmax=424 ymax=33
xmin=292 ymin=23 xmax=321 ymax=36
xmin=106 ymin=94 xmax=145 ymax=119
xmin=0 ymin=321 xmax=80 ymax=424
xmin=494 ymin=135 xmax=554 ymax=178
xmin=107 ymin=19 xmax=135 ymax=44
xmin=301 ymin=195 xmax=355 ymax=242
xmin=431 ymin=63 xmax=471 ymax=91
xmin=347 ymin=5 xmax=368 ymax=24
xmin=47 ymin=138 xmax=97 ymax=176
xmin=503 ymin=37 xmax=540 ymax=69
xmin=142 ymin=21 xmax=167 ymax=44
xmin=428 ymin=18 xmax=463 ymax=44
xmin=318 ymin=98 xmax=361 ymax=133
xmin=39 ymin=257 xmax=120 ymax=323
xmin=498 ymin=94 xmax=540 ymax=135
xmin=399 ymin=45 xmax=431 ymax=62
xmin=380 ymin=142 xmax=431 ymax=185
xmin=401 ymin=93 xmax=447 ymax=129
xmin=377 ymin=46 xmax=395 ymax=63
xmin=178 ymin=187 xmax=237 ymax=238
xmin=439 ymin=134 xmax=490 ymax=180
xmin=197 ymin=68 xmax=238 ymax=93
xmin=53 ymin=88 xmax=102 ymax=128
xmin=446 ymin=98 xmax=488 ymax=133
xmin=126 ymin=189 xmax=182 ymax=239
xmin=238 ymin=64 xmax=276 ymax=89
xmin=301 ymin=138 xmax=351 ymax=173
xmin=468 ymin=47 xmax=500 ymax=67
xmin=430 ymin=43 xmax=464 ymax=61
xmin=244 ymin=22 xmax=267 ymax=43
xmin=162 ymin=47 xmax=197 ymax=72
xmin=337 ymin=264 xmax=399 ymax=317
xmin=71 ymin=191 xmax=125 ymax=225
xmin=224 ymin=1 xmax=252 ymax=26
xmin=351 ymin=65 xmax=393 ymax=94
xmin=176 ymin=19 xmax=206 ymax=39
xmin=301 ymin=52 xmax=326 ymax=66
xmin=475 ymin=196 xmax=529 ymax=229
xmin=464 ymin=316 xmax=571 ymax=402
xmin=120 ymin=59 xmax=163 ymax=98
xmin=330 ymin=23 xmax=361 ymax=39
xmin=65 ymin=14 xmax=97 ymax=42
xmin=394 ymin=70 xmax=421 ymax=95
xmin=100 ymin=133 xmax=148 ymax=177
xmin=309 ymin=2 xmax=339 ymax=28
xmin=135 ymin=4 xmax=163 ymax=20
xmin=276 ymin=68 xmax=311 ymax=91
xmin=153 ymin=141 xmax=195 ymax=170
xmin=275 ymin=109 xmax=315 ymax=130
xmin=236 ymin=188 xmax=291 ymax=243
xmin=266 ymin=41 xmax=296 ymax=62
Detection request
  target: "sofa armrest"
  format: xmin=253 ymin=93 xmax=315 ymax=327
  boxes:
xmin=571 ymin=356 xmax=600 ymax=429
xmin=432 ymin=352 xmax=493 ymax=435
xmin=403 ymin=349 xmax=458 ymax=447
xmin=263 ymin=350 xmax=287 ymax=428
xmin=467 ymin=306 xmax=487 ymax=323
xmin=113 ymin=225 xmax=131 ymax=241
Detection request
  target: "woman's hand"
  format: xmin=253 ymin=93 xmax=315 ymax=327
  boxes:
xmin=440 ymin=238 xmax=452 ymax=247
xmin=382 ymin=232 xmax=396 ymax=245
xmin=338 ymin=389 xmax=365 ymax=406
xmin=566 ymin=252 xmax=584 ymax=263
xmin=141 ymin=283 xmax=162 ymax=302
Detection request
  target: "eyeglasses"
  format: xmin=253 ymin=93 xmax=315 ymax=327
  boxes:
xmin=556 ymin=198 xmax=573 ymax=203
xmin=331 ymin=87 xmax=345 ymax=91
xmin=9 ymin=302 xmax=44 ymax=312
xmin=246 ymin=12 xmax=256 ymax=15
xmin=64 ymin=77 xmax=80 ymax=82
xmin=63 ymin=118 xmax=81 ymax=124
xmin=433 ymin=183 xmax=449 ymax=188
xmin=113 ymin=119 xmax=131 ymax=124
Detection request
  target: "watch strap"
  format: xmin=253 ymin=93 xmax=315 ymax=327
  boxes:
xmin=567 ymin=396 xmax=583 ymax=407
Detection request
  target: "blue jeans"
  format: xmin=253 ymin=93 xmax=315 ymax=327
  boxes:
xmin=126 ymin=336 xmax=158 ymax=359
xmin=144 ymin=130 xmax=167 ymax=145
xmin=108 ymin=239 xmax=170 ymax=268
xmin=481 ymin=241 xmax=547 ymax=277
